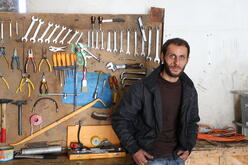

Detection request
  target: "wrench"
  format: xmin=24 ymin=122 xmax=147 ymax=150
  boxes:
xmin=113 ymin=30 xmax=117 ymax=53
xmin=0 ymin=22 xmax=3 ymax=41
xmin=141 ymin=35 xmax=146 ymax=57
xmin=134 ymin=29 xmax=138 ymax=56
xmin=53 ymin=26 xmax=66 ymax=44
xmin=121 ymin=77 xmax=142 ymax=85
xmin=106 ymin=31 xmax=112 ymax=52
xmin=146 ymin=27 xmax=152 ymax=61
xmin=38 ymin=22 xmax=53 ymax=43
xmin=154 ymin=26 xmax=160 ymax=64
xmin=137 ymin=16 xmax=147 ymax=42
xmin=30 ymin=19 xmax=44 ymax=43
xmin=45 ymin=24 xmax=60 ymax=44
xmin=9 ymin=21 xmax=12 ymax=38
xmin=95 ymin=30 xmax=99 ymax=49
xmin=67 ymin=30 xmax=79 ymax=44
xmin=120 ymin=71 xmax=146 ymax=80
xmin=126 ymin=29 xmax=130 ymax=55
xmin=106 ymin=62 xmax=144 ymax=72
xmin=15 ymin=21 xmax=18 ymax=36
xmin=87 ymin=30 xmax=91 ymax=48
xmin=59 ymin=28 xmax=72 ymax=45
xmin=91 ymin=30 xmax=95 ymax=48
xmin=22 ymin=16 xmax=39 ymax=42
xmin=75 ymin=32 xmax=83 ymax=45
xmin=100 ymin=31 xmax=104 ymax=50
xmin=119 ymin=30 xmax=124 ymax=53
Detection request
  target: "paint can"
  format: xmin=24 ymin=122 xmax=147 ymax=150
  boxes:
xmin=0 ymin=145 xmax=14 ymax=161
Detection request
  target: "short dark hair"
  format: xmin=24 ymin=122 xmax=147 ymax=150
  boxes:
xmin=161 ymin=38 xmax=190 ymax=57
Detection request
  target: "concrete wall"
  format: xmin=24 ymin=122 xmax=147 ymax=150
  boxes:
xmin=27 ymin=0 xmax=248 ymax=128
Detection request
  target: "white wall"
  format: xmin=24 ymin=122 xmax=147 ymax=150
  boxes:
xmin=28 ymin=0 xmax=248 ymax=128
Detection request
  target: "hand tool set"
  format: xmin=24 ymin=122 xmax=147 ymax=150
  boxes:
xmin=0 ymin=8 xmax=164 ymax=161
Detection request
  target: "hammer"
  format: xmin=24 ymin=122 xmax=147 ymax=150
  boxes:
xmin=12 ymin=100 xmax=27 ymax=136
xmin=0 ymin=99 xmax=13 ymax=143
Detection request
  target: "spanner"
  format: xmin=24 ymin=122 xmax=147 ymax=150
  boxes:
xmin=141 ymin=34 xmax=146 ymax=57
xmin=45 ymin=24 xmax=60 ymax=44
xmin=113 ymin=30 xmax=117 ymax=53
xmin=59 ymin=28 xmax=72 ymax=45
xmin=37 ymin=22 xmax=53 ymax=43
xmin=100 ymin=31 xmax=104 ymax=50
xmin=95 ymin=30 xmax=99 ymax=49
xmin=146 ymin=27 xmax=152 ymax=61
xmin=67 ymin=30 xmax=79 ymax=44
xmin=119 ymin=30 xmax=124 ymax=53
xmin=9 ymin=21 xmax=12 ymax=38
xmin=154 ymin=26 xmax=160 ymax=64
xmin=0 ymin=22 xmax=3 ymax=42
xmin=22 ymin=16 xmax=39 ymax=42
xmin=30 ymin=19 xmax=44 ymax=43
xmin=120 ymin=71 xmax=146 ymax=80
xmin=126 ymin=29 xmax=130 ymax=55
xmin=53 ymin=26 xmax=66 ymax=44
xmin=134 ymin=29 xmax=138 ymax=56
xmin=91 ymin=30 xmax=95 ymax=48
xmin=75 ymin=32 xmax=83 ymax=45
xmin=106 ymin=62 xmax=144 ymax=72
xmin=87 ymin=30 xmax=91 ymax=48
xmin=121 ymin=77 xmax=142 ymax=85
xmin=106 ymin=31 xmax=112 ymax=52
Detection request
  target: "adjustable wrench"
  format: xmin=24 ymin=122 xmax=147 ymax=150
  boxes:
xmin=113 ymin=30 xmax=117 ymax=53
xmin=126 ymin=29 xmax=130 ymax=55
xmin=134 ymin=29 xmax=138 ymax=56
xmin=38 ymin=22 xmax=53 ymax=43
xmin=100 ymin=31 xmax=104 ymax=50
xmin=22 ymin=16 xmax=39 ymax=42
xmin=119 ymin=30 xmax=124 ymax=53
xmin=95 ymin=30 xmax=99 ymax=49
xmin=30 ymin=19 xmax=44 ymax=43
xmin=75 ymin=32 xmax=83 ymax=45
xmin=45 ymin=24 xmax=60 ymax=44
xmin=106 ymin=62 xmax=144 ymax=72
xmin=87 ymin=30 xmax=91 ymax=48
xmin=67 ymin=30 xmax=79 ymax=44
xmin=59 ymin=28 xmax=72 ymax=45
xmin=120 ymin=71 xmax=146 ymax=80
xmin=154 ymin=26 xmax=160 ymax=64
xmin=53 ymin=26 xmax=66 ymax=44
xmin=146 ymin=27 xmax=152 ymax=61
xmin=106 ymin=31 xmax=112 ymax=52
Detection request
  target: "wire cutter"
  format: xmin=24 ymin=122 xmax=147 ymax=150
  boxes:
xmin=0 ymin=73 xmax=10 ymax=89
xmin=25 ymin=49 xmax=37 ymax=73
xmin=38 ymin=47 xmax=52 ymax=72
xmin=16 ymin=73 xmax=35 ymax=97
xmin=11 ymin=48 xmax=20 ymax=71
xmin=39 ymin=73 xmax=48 ymax=94
xmin=0 ymin=47 xmax=9 ymax=68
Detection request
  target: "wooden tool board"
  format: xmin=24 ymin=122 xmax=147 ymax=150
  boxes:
xmin=0 ymin=7 xmax=164 ymax=149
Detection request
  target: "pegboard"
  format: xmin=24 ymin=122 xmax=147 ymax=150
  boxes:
xmin=0 ymin=7 xmax=164 ymax=148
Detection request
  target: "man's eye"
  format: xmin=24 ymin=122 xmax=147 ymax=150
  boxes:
xmin=169 ymin=55 xmax=176 ymax=59
xmin=180 ymin=56 xmax=186 ymax=60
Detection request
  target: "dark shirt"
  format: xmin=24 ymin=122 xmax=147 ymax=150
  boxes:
xmin=152 ymin=75 xmax=182 ymax=158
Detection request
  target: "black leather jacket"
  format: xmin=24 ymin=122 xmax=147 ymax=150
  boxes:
xmin=112 ymin=65 xmax=200 ymax=155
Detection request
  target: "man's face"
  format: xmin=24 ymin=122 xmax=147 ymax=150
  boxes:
xmin=161 ymin=44 xmax=189 ymax=78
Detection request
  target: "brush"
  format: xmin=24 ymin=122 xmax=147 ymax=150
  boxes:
xmin=81 ymin=67 xmax=87 ymax=92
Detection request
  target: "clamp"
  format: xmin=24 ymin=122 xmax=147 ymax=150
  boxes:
xmin=0 ymin=73 xmax=10 ymax=89
xmin=11 ymin=48 xmax=20 ymax=71
xmin=25 ymin=49 xmax=37 ymax=73
xmin=38 ymin=47 xmax=52 ymax=72
xmin=16 ymin=73 xmax=35 ymax=97
xmin=39 ymin=73 xmax=48 ymax=94
xmin=48 ymin=46 xmax=67 ymax=52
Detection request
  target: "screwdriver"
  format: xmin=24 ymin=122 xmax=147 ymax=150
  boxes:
xmin=56 ymin=52 xmax=63 ymax=87
xmin=52 ymin=53 xmax=57 ymax=76
xmin=61 ymin=52 xmax=66 ymax=81
xmin=66 ymin=53 xmax=71 ymax=77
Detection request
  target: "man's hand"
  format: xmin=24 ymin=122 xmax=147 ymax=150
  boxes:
xmin=177 ymin=150 xmax=189 ymax=161
xmin=133 ymin=149 xmax=154 ymax=165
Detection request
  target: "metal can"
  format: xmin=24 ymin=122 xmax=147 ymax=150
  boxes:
xmin=0 ymin=145 xmax=14 ymax=161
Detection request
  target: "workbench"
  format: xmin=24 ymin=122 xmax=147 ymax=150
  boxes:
xmin=3 ymin=140 xmax=248 ymax=165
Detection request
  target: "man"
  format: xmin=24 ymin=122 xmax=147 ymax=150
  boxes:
xmin=112 ymin=38 xmax=200 ymax=165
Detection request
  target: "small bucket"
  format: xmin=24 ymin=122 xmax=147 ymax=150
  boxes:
xmin=0 ymin=145 xmax=14 ymax=161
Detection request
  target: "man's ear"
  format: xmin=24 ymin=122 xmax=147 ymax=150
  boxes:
xmin=160 ymin=53 xmax=164 ymax=64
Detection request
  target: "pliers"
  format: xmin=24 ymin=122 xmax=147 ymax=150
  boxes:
xmin=0 ymin=47 xmax=9 ymax=69
xmin=16 ymin=73 xmax=35 ymax=97
xmin=0 ymin=73 xmax=10 ymax=89
xmin=108 ymin=76 xmax=119 ymax=104
xmin=48 ymin=46 xmax=67 ymax=52
xmin=11 ymin=48 xmax=20 ymax=71
xmin=38 ymin=47 xmax=52 ymax=72
xmin=25 ymin=49 xmax=37 ymax=73
xmin=39 ymin=72 xmax=48 ymax=94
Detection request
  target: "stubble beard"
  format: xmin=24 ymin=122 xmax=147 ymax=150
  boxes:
xmin=163 ymin=61 xmax=185 ymax=78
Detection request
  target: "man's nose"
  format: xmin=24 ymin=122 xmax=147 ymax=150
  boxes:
xmin=173 ymin=57 xmax=179 ymax=65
